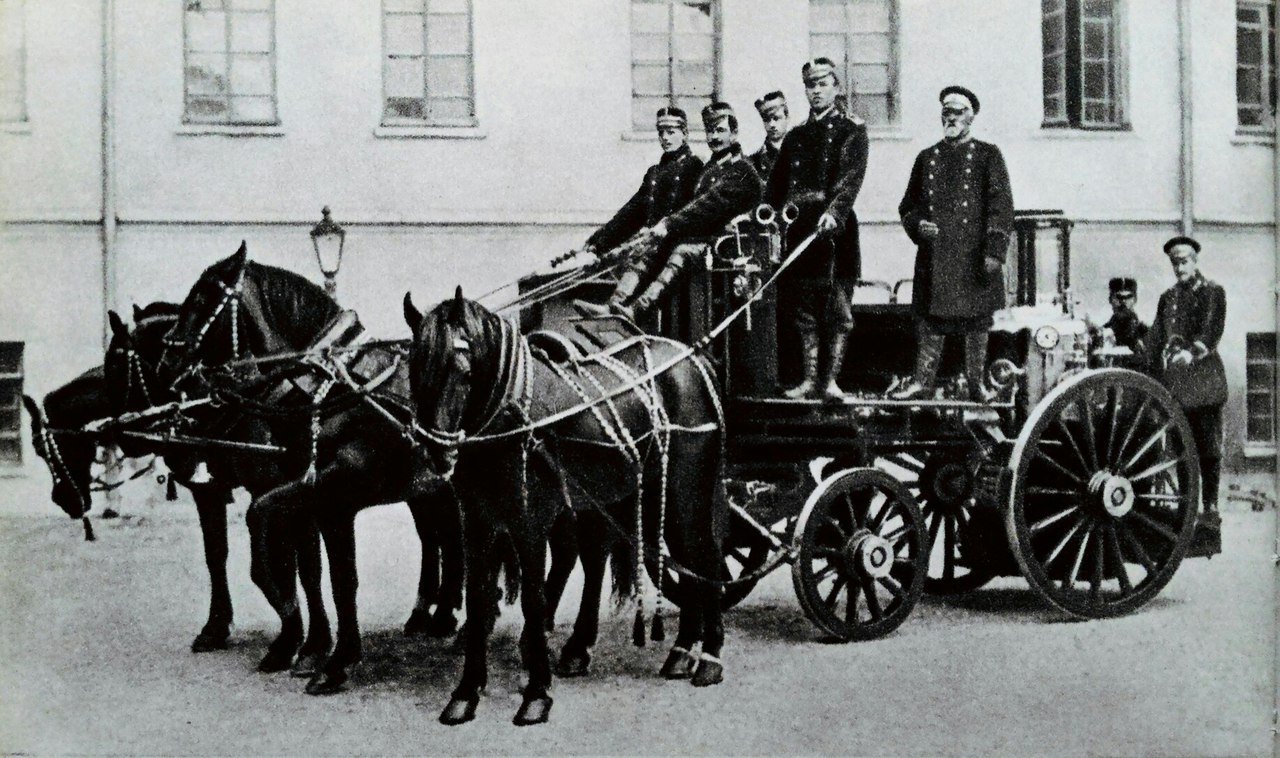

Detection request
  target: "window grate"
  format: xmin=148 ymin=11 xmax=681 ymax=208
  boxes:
xmin=382 ymin=0 xmax=476 ymax=127
xmin=630 ymin=0 xmax=720 ymax=131
xmin=0 ymin=0 xmax=27 ymax=123
xmin=1246 ymin=332 xmax=1277 ymax=447
xmin=808 ymin=0 xmax=899 ymax=126
xmin=1237 ymin=1 xmax=1277 ymax=130
xmin=0 ymin=342 xmax=22 ymax=466
xmin=1041 ymin=0 xmax=1127 ymax=129
xmin=182 ymin=0 xmax=279 ymax=126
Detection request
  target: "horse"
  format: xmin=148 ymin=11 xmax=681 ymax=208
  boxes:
xmin=157 ymin=243 xmax=470 ymax=694
xmin=403 ymin=288 xmax=729 ymax=726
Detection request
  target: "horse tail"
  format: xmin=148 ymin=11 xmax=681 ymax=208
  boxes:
xmin=494 ymin=531 xmax=522 ymax=604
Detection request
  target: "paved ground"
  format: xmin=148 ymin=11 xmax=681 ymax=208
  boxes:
xmin=0 ymin=497 xmax=1274 ymax=756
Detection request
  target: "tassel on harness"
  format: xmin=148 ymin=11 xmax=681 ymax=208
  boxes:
xmin=303 ymin=378 xmax=336 ymax=486
xmin=632 ymin=608 xmax=647 ymax=648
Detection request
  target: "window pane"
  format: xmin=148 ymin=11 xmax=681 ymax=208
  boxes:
xmin=426 ymin=55 xmax=469 ymax=97
xmin=1239 ymin=66 xmax=1263 ymax=105
xmin=850 ymin=63 xmax=889 ymax=94
xmin=673 ymin=2 xmax=714 ymax=34
xmin=674 ymin=61 xmax=714 ymax=96
xmin=809 ymin=2 xmax=846 ymax=34
xmin=1239 ymin=27 xmax=1262 ymax=65
xmin=1043 ymin=0 xmax=1064 ymax=12
xmin=854 ymin=93 xmax=889 ymax=125
xmin=1083 ymin=61 xmax=1109 ymax=99
xmin=673 ymin=32 xmax=713 ymax=62
xmin=810 ymin=33 xmax=846 ymax=64
xmin=426 ymin=13 xmax=468 ymax=55
xmin=428 ymin=0 xmax=468 ymax=12
xmin=1083 ymin=19 xmax=1107 ymax=59
xmin=1082 ymin=0 xmax=1113 ymax=19
xmin=186 ymin=9 xmax=227 ymax=52
xmin=186 ymin=54 xmax=229 ymax=95
xmin=1247 ymin=361 xmax=1274 ymax=387
xmin=1247 ymin=333 xmax=1277 ymax=358
xmin=231 ymin=94 xmax=275 ymax=122
xmin=633 ymin=32 xmax=669 ymax=62
xmin=1084 ymin=100 xmax=1113 ymax=123
xmin=185 ymin=95 xmax=229 ymax=121
xmin=230 ymin=12 xmax=272 ymax=53
xmin=231 ymin=0 xmax=272 ymax=10
xmin=849 ymin=32 xmax=890 ymax=63
xmin=1239 ymin=6 xmax=1261 ymax=24
xmin=1043 ymin=14 xmax=1064 ymax=55
xmin=676 ymin=95 xmax=707 ymax=121
xmin=633 ymin=63 xmax=670 ymax=96
xmin=1044 ymin=93 xmax=1065 ymax=121
xmin=633 ymin=95 xmax=671 ymax=129
xmin=847 ymin=0 xmax=891 ymax=33
xmin=428 ymin=96 xmax=472 ymax=121
xmin=1239 ymin=105 xmax=1264 ymax=126
xmin=632 ymin=2 xmax=670 ymax=34
xmin=0 ymin=97 xmax=23 ymax=122
xmin=386 ymin=0 xmax=423 ymax=12
xmin=230 ymin=53 xmax=272 ymax=95
xmin=386 ymin=13 xmax=424 ymax=55
xmin=386 ymin=96 xmax=426 ymax=120
xmin=385 ymin=56 xmax=424 ymax=98
xmin=1044 ymin=55 xmax=1064 ymax=94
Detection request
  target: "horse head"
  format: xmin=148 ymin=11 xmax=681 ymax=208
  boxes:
xmin=104 ymin=304 xmax=182 ymax=458
xmin=161 ymin=242 xmax=251 ymax=385
xmin=23 ymin=374 xmax=103 ymax=519
xmin=404 ymin=287 xmax=512 ymax=480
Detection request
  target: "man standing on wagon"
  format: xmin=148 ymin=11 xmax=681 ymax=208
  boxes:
xmin=764 ymin=57 xmax=869 ymax=401
xmin=750 ymin=90 xmax=789 ymax=179
xmin=1146 ymin=236 xmax=1227 ymax=549
xmin=576 ymin=102 xmax=762 ymax=322
xmin=572 ymin=106 xmax=703 ymax=304
xmin=891 ymin=86 xmax=1014 ymax=402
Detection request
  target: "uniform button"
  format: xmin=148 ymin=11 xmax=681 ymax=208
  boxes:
xmin=965 ymin=167 xmax=972 ymax=174
xmin=962 ymin=218 xmax=968 ymax=224
xmin=964 ymin=184 xmax=970 ymax=190
xmin=963 ymin=201 xmax=969 ymax=207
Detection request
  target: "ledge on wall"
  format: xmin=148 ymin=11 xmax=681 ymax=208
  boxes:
xmin=373 ymin=124 xmax=486 ymax=140
xmin=175 ymin=124 xmax=285 ymax=138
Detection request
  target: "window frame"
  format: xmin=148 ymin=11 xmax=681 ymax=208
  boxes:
xmin=628 ymin=0 xmax=722 ymax=133
xmin=0 ymin=0 xmax=28 ymax=124
xmin=0 ymin=342 xmax=23 ymax=467
xmin=380 ymin=0 xmax=478 ymax=128
xmin=1041 ymin=0 xmax=1129 ymax=131
xmin=807 ymin=0 xmax=901 ymax=127
xmin=1237 ymin=0 xmax=1277 ymax=133
xmin=181 ymin=0 xmax=280 ymax=127
xmin=1246 ymin=332 xmax=1277 ymax=450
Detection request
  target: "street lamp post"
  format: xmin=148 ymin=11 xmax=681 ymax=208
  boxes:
xmin=310 ymin=206 xmax=346 ymax=301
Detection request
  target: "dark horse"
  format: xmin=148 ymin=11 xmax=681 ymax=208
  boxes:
xmin=403 ymin=289 xmax=729 ymax=726
xmin=158 ymin=244 xmax=465 ymax=694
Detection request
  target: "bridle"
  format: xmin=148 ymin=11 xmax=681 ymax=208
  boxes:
xmin=163 ymin=265 xmax=247 ymax=386
xmin=113 ymin=313 xmax=178 ymax=412
xmin=32 ymin=420 xmax=91 ymax=515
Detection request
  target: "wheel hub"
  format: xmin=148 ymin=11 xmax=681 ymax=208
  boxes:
xmin=845 ymin=531 xmax=894 ymax=579
xmin=1089 ymin=471 xmax=1135 ymax=517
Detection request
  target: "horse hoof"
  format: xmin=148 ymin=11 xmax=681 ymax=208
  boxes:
xmin=290 ymin=652 xmax=324 ymax=679
xmin=304 ymin=669 xmax=348 ymax=695
xmin=426 ymin=611 xmax=459 ymax=638
xmin=691 ymin=657 xmax=723 ymax=687
xmin=555 ymin=649 xmax=591 ymax=678
xmin=659 ymin=647 xmax=695 ymax=680
xmin=440 ymin=697 xmax=478 ymax=725
xmin=257 ymin=649 xmax=295 ymax=673
xmin=403 ymin=609 xmax=432 ymax=637
xmin=513 ymin=695 xmax=553 ymax=726
xmin=190 ymin=631 xmax=229 ymax=653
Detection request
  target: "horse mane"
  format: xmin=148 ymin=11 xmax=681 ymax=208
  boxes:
xmin=44 ymin=365 xmax=107 ymax=427
xmin=243 ymin=261 xmax=341 ymax=351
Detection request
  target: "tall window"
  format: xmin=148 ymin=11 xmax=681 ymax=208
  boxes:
xmin=0 ymin=0 xmax=27 ymax=123
xmin=0 ymin=343 xmax=22 ymax=465
xmin=1042 ymin=0 xmax=1127 ymax=128
xmin=1238 ymin=1 xmax=1277 ymax=130
xmin=630 ymin=0 xmax=719 ymax=131
xmin=1246 ymin=333 xmax=1276 ymax=448
xmin=382 ymin=0 xmax=476 ymax=126
xmin=809 ymin=0 xmax=898 ymax=126
xmin=182 ymin=0 xmax=278 ymax=125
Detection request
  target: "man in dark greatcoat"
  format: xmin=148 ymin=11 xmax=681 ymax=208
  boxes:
xmin=764 ymin=58 xmax=869 ymax=400
xmin=1146 ymin=236 xmax=1228 ymax=546
xmin=890 ymin=85 xmax=1013 ymax=402
xmin=577 ymin=102 xmax=762 ymax=322
xmin=573 ymin=106 xmax=703 ymax=307
xmin=750 ymin=91 xmax=789 ymax=179
xmin=1101 ymin=276 xmax=1149 ymax=368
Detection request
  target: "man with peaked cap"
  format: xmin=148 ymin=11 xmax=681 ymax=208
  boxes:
xmin=576 ymin=102 xmax=762 ymax=322
xmin=1102 ymin=276 xmax=1149 ymax=363
xmin=764 ymin=57 xmax=869 ymax=400
xmin=1146 ymin=236 xmax=1227 ymax=550
xmin=574 ymin=106 xmax=704 ymax=300
xmin=891 ymin=85 xmax=1014 ymax=402
xmin=751 ymin=91 xmax=789 ymax=179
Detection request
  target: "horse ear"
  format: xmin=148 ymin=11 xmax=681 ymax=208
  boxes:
xmin=232 ymin=240 xmax=248 ymax=267
xmin=21 ymin=395 xmax=43 ymax=429
xmin=107 ymin=310 xmax=129 ymax=340
xmin=448 ymin=286 xmax=465 ymax=325
xmin=131 ymin=303 xmax=144 ymax=323
xmin=402 ymin=292 xmax=422 ymax=333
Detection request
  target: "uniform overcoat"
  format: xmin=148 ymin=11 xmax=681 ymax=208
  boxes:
xmin=1146 ymin=273 xmax=1228 ymax=410
xmin=588 ymin=144 xmax=703 ymax=251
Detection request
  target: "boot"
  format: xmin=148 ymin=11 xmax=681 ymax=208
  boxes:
xmin=574 ymin=270 xmax=641 ymax=318
xmin=889 ymin=332 xmax=944 ymax=400
xmin=821 ymin=333 xmax=851 ymax=401
xmin=964 ymin=331 xmax=996 ymax=403
xmin=616 ymin=250 xmax=690 ymax=321
xmin=784 ymin=330 xmax=819 ymax=399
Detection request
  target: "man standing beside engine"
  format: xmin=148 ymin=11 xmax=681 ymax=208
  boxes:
xmin=764 ymin=58 xmax=869 ymax=401
xmin=891 ymin=86 xmax=1014 ymax=402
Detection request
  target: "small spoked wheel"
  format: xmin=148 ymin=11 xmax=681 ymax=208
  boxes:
xmin=1007 ymin=369 xmax=1200 ymax=618
xmin=891 ymin=452 xmax=995 ymax=595
xmin=791 ymin=468 xmax=928 ymax=641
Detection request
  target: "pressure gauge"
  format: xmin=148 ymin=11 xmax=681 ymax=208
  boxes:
xmin=1034 ymin=325 xmax=1060 ymax=351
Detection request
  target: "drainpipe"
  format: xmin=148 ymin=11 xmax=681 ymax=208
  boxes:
xmin=1176 ymin=0 xmax=1193 ymax=236
xmin=100 ymin=0 xmax=116 ymax=350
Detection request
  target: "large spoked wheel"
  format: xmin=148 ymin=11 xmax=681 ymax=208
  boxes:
xmin=891 ymin=452 xmax=996 ymax=595
xmin=1007 ymin=369 xmax=1200 ymax=619
xmin=791 ymin=468 xmax=928 ymax=641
